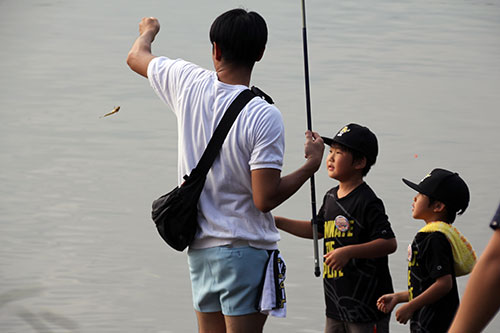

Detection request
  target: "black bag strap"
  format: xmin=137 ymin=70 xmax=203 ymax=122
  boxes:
xmin=189 ymin=86 xmax=273 ymax=178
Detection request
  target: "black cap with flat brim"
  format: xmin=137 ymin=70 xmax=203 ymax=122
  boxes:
xmin=402 ymin=168 xmax=470 ymax=215
xmin=402 ymin=178 xmax=424 ymax=192
xmin=321 ymin=123 xmax=378 ymax=165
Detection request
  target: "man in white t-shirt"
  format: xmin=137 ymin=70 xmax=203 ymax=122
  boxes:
xmin=127 ymin=8 xmax=324 ymax=332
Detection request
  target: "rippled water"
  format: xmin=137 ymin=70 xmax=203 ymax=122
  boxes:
xmin=1 ymin=0 xmax=500 ymax=332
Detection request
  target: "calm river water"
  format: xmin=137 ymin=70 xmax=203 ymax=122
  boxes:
xmin=1 ymin=0 xmax=500 ymax=332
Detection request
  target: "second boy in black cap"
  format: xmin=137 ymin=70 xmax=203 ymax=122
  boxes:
xmin=275 ymin=123 xmax=397 ymax=332
xmin=377 ymin=168 xmax=476 ymax=332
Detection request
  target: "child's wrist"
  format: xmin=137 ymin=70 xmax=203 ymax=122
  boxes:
xmin=341 ymin=245 xmax=354 ymax=260
xmin=396 ymin=291 xmax=408 ymax=303
xmin=406 ymin=299 xmax=418 ymax=313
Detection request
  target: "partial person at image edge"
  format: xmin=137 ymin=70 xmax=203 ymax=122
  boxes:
xmin=448 ymin=202 xmax=500 ymax=333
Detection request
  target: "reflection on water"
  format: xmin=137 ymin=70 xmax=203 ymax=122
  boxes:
xmin=1 ymin=287 xmax=79 ymax=332
xmin=18 ymin=309 xmax=79 ymax=333
xmin=0 ymin=287 xmax=44 ymax=309
xmin=1 ymin=0 xmax=499 ymax=332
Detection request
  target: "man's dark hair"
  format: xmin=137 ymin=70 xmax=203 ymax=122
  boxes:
xmin=209 ymin=8 xmax=267 ymax=69
xmin=332 ymin=143 xmax=374 ymax=176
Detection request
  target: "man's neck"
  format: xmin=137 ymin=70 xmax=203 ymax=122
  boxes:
xmin=215 ymin=62 xmax=253 ymax=87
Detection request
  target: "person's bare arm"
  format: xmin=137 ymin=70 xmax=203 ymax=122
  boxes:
xmin=324 ymin=238 xmax=397 ymax=271
xmin=274 ymin=216 xmax=317 ymax=239
xmin=126 ymin=17 xmax=160 ymax=78
xmin=449 ymin=229 xmax=500 ymax=333
xmin=395 ymin=274 xmax=453 ymax=324
xmin=251 ymin=130 xmax=324 ymax=212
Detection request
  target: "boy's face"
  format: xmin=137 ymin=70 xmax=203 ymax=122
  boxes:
xmin=325 ymin=145 xmax=356 ymax=181
xmin=412 ymin=193 xmax=435 ymax=221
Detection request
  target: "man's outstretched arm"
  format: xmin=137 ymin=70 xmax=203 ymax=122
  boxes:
xmin=127 ymin=17 xmax=160 ymax=78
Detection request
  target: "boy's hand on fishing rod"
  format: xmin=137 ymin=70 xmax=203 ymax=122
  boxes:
xmin=324 ymin=246 xmax=351 ymax=271
xmin=304 ymin=130 xmax=324 ymax=172
xmin=139 ymin=17 xmax=160 ymax=40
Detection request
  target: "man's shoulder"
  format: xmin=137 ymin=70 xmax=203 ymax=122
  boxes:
xmin=243 ymin=96 xmax=283 ymax=128
xmin=149 ymin=56 xmax=211 ymax=79
xmin=246 ymin=94 xmax=280 ymax=113
xmin=151 ymin=56 xmax=189 ymax=67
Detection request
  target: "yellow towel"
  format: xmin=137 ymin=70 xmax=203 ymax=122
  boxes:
xmin=419 ymin=221 xmax=477 ymax=277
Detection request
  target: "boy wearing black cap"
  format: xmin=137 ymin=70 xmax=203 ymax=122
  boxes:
xmin=377 ymin=168 xmax=476 ymax=332
xmin=275 ymin=123 xmax=397 ymax=333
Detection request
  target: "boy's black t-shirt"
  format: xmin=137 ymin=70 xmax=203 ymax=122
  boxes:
xmin=317 ymin=182 xmax=395 ymax=323
xmin=408 ymin=231 xmax=459 ymax=333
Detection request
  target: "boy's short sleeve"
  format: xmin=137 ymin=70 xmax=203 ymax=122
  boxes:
xmin=424 ymin=232 xmax=454 ymax=280
xmin=364 ymin=198 xmax=395 ymax=240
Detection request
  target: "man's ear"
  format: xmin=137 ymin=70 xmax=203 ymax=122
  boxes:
xmin=212 ymin=42 xmax=222 ymax=61
xmin=353 ymin=156 xmax=367 ymax=170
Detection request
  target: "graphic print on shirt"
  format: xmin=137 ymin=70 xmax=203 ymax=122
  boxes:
xmin=323 ymin=215 xmax=354 ymax=279
xmin=319 ymin=184 xmax=395 ymax=323
xmin=407 ymin=243 xmax=418 ymax=300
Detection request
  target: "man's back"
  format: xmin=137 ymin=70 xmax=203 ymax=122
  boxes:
xmin=148 ymin=56 xmax=285 ymax=249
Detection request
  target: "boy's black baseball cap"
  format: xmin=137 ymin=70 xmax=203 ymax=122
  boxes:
xmin=402 ymin=168 xmax=470 ymax=214
xmin=321 ymin=123 xmax=378 ymax=165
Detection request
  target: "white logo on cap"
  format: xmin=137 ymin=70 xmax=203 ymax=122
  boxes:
xmin=336 ymin=126 xmax=351 ymax=137
xmin=420 ymin=173 xmax=431 ymax=183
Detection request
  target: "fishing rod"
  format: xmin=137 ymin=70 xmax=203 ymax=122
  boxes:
xmin=300 ymin=0 xmax=321 ymax=277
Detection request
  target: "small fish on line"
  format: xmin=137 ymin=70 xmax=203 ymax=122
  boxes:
xmin=100 ymin=106 xmax=120 ymax=118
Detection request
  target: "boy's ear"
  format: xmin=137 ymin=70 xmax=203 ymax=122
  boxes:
xmin=432 ymin=201 xmax=446 ymax=213
xmin=353 ymin=156 xmax=367 ymax=170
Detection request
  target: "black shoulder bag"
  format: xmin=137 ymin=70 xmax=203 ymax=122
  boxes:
xmin=151 ymin=87 xmax=273 ymax=251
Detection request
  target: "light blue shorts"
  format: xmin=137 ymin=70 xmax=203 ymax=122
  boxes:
xmin=187 ymin=245 xmax=269 ymax=316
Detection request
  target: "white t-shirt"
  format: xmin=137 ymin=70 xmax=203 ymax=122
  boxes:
xmin=148 ymin=57 xmax=284 ymax=250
